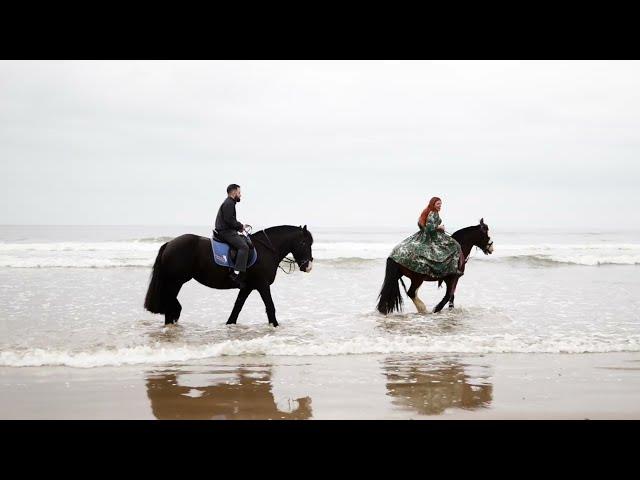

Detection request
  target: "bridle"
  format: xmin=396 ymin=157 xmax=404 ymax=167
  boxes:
xmin=484 ymin=238 xmax=494 ymax=254
xmin=445 ymin=228 xmax=492 ymax=265
xmin=250 ymin=227 xmax=312 ymax=274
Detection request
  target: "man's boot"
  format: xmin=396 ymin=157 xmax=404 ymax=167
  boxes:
xmin=228 ymin=269 xmax=246 ymax=289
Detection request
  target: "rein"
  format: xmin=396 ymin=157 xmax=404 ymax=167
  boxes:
xmin=251 ymin=229 xmax=297 ymax=274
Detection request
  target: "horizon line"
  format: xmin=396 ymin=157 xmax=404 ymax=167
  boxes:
xmin=1 ymin=224 xmax=640 ymax=232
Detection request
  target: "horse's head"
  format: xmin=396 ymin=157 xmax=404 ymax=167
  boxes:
xmin=290 ymin=225 xmax=314 ymax=272
xmin=476 ymin=218 xmax=494 ymax=255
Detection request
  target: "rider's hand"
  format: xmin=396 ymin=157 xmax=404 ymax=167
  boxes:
xmin=438 ymin=225 xmax=445 ymax=231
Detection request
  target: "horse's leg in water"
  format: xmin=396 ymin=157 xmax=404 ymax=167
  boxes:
xmin=407 ymin=276 xmax=427 ymax=314
xmin=434 ymin=277 xmax=454 ymax=313
xmin=448 ymin=277 xmax=460 ymax=309
xmin=226 ymin=287 xmax=253 ymax=325
xmin=164 ymin=281 xmax=184 ymax=325
xmin=257 ymin=285 xmax=278 ymax=327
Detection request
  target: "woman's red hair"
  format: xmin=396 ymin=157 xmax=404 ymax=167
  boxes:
xmin=418 ymin=197 xmax=441 ymax=227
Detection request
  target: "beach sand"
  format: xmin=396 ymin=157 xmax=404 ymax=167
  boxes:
xmin=1 ymin=352 xmax=639 ymax=419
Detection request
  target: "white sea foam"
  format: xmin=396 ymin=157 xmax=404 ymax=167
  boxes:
xmin=2 ymin=334 xmax=640 ymax=367
xmin=0 ymin=240 xmax=639 ymax=267
xmin=0 ymin=257 xmax=152 ymax=268
xmin=484 ymin=244 xmax=640 ymax=266
xmin=0 ymin=241 xmax=162 ymax=252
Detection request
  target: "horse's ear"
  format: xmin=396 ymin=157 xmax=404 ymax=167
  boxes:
xmin=480 ymin=218 xmax=484 ymax=225
xmin=303 ymin=224 xmax=307 ymax=232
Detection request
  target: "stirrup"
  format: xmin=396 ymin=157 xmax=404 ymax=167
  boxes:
xmin=228 ymin=271 xmax=245 ymax=288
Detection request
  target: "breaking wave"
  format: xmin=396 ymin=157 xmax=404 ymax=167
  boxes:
xmin=0 ymin=240 xmax=639 ymax=268
xmin=2 ymin=333 xmax=639 ymax=367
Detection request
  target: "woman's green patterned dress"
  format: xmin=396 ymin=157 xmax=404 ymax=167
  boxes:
xmin=389 ymin=211 xmax=463 ymax=277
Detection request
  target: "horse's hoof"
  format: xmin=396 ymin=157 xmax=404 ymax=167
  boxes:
xmin=270 ymin=322 xmax=279 ymax=328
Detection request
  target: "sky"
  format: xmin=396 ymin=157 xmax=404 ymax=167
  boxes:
xmin=1 ymin=60 xmax=639 ymax=231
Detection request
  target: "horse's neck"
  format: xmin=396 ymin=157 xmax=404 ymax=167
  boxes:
xmin=454 ymin=230 xmax=476 ymax=260
xmin=461 ymin=241 xmax=474 ymax=260
xmin=257 ymin=227 xmax=295 ymax=261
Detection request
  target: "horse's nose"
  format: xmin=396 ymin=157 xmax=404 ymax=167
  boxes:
xmin=305 ymin=261 xmax=313 ymax=272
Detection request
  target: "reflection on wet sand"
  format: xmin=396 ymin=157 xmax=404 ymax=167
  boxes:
xmin=383 ymin=356 xmax=493 ymax=416
xmin=146 ymin=365 xmax=312 ymax=419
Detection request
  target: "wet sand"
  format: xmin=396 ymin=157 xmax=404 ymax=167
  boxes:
xmin=1 ymin=353 xmax=639 ymax=419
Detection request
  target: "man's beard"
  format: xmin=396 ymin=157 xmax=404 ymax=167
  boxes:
xmin=234 ymin=195 xmax=241 ymax=202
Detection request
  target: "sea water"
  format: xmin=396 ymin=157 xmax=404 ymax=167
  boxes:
xmin=1 ymin=225 xmax=639 ymax=368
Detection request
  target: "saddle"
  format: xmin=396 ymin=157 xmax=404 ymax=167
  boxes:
xmin=211 ymin=230 xmax=258 ymax=269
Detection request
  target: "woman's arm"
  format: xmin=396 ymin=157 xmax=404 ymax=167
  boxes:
xmin=425 ymin=212 xmax=439 ymax=237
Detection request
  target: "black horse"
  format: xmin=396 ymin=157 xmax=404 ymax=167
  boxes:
xmin=146 ymin=369 xmax=312 ymax=419
xmin=144 ymin=225 xmax=314 ymax=326
xmin=377 ymin=219 xmax=493 ymax=315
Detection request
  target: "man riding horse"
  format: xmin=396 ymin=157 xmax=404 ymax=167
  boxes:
xmin=144 ymin=183 xmax=314 ymax=326
xmin=214 ymin=183 xmax=252 ymax=289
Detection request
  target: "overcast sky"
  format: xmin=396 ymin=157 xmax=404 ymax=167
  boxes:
xmin=1 ymin=60 xmax=639 ymax=230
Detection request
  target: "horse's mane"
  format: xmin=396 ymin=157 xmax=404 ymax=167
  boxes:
xmin=252 ymin=225 xmax=313 ymax=243
xmin=451 ymin=225 xmax=479 ymax=242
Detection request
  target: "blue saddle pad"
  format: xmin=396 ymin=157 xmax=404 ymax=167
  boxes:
xmin=211 ymin=238 xmax=258 ymax=269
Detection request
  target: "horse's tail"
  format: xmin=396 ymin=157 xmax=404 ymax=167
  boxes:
xmin=376 ymin=257 xmax=404 ymax=314
xmin=144 ymin=242 xmax=168 ymax=314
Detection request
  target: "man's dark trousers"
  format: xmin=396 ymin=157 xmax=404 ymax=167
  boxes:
xmin=220 ymin=231 xmax=250 ymax=272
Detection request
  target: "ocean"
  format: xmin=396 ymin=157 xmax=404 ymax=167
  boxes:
xmin=1 ymin=225 xmax=640 ymax=368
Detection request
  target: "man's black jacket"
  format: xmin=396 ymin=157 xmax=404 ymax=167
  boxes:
xmin=215 ymin=197 xmax=243 ymax=233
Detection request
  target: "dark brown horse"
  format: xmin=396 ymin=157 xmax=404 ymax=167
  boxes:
xmin=377 ymin=219 xmax=493 ymax=314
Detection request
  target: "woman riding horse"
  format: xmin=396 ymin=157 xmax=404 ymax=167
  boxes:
xmin=389 ymin=197 xmax=463 ymax=278
xmin=378 ymin=198 xmax=493 ymax=315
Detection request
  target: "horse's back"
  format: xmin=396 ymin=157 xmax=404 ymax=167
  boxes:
xmin=163 ymin=233 xmax=201 ymax=254
xmin=160 ymin=234 xmax=209 ymax=279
